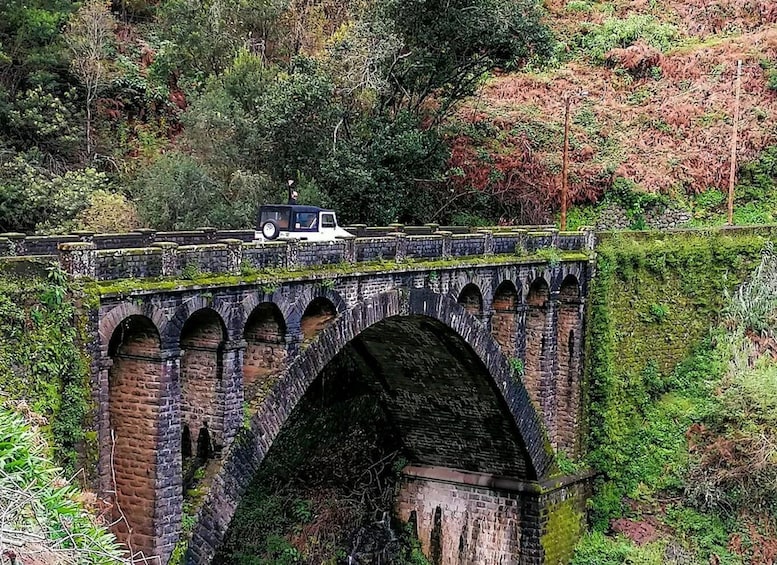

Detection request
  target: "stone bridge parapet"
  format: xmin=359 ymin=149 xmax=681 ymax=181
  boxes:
xmin=0 ymin=225 xmax=594 ymax=281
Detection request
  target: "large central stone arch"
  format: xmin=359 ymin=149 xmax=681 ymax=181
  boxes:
xmin=186 ymin=288 xmax=555 ymax=564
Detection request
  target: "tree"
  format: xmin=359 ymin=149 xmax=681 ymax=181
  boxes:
xmin=65 ymin=0 xmax=116 ymax=157
xmin=133 ymin=152 xmax=282 ymax=230
xmin=156 ymin=0 xmax=287 ymax=81
xmin=0 ymin=152 xmax=111 ymax=233
xmin=357 ymin=0 xmax=553 ymax=120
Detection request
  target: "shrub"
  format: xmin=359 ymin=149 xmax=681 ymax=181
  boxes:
xmin=577 ymin=15 xmax=679 ymax=63
xmin=133 ymin=152 xmax=279 ymax=230
xmin=76 ymin=190 xmax=140 ymax=233
xmin=0 ymin=154 xmax=111 ymax=233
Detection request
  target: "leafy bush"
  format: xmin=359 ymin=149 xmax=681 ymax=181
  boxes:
xmin=683 ymin=246 xmax=777 ymax=518
xmin=606 ymin=177 xmax=667 ymax=229
xmin=0 ymin=153 xmax=111 ymax=233
xmin=565 ymin=204 xmax=600 ymax=230
xmin=577 ymin=15 xmax=680 ymax=63
xmin=75 ymin=190 xmax=140 ymax=233
xmin=133 ymin=152 xmax=280 ymax=230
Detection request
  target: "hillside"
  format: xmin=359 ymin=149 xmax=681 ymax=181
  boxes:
xmin=2 ymin=0 xmax=776 ymax=232
xmin=450 ymin=0 xmax=777 ymax=225
xmin=456 ymin=0 xmax=777 ymax=225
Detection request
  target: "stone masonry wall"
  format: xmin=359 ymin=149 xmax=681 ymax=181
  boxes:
xmin=180 ymin=315 xmax=225 ymax=454
xmin=355 ymin=237 xmax=397 ymax=261
xmin=554 ymin=284 xmax=584 ymax=455
xmin=524 ymin=283 xmax=549 ymax=411
xmin=395 ymin=473 xmax=523 ymax=564
xmin=243 ymin=305 xmax=287 ymax=404
xmin=96 ymin=248 xmax=164 ymax=279
xmin=491 ymin=284 xmax=519 ymax=359
xmin=457 ymin=285 xmax=483 ymax=317
xmin=538 ymin=479 xmax=591 ymax=565
xmin=595 ymin=204 xmax=692 ymax=231
xmin=109 ymin=329 xmax=162 ymax=556
xmin=45 ymin=227 xmax=596 ymax=281
xmin=394 ymin=467 xmax=592 ymax=565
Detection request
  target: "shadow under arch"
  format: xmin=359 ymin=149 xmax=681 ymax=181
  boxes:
xmin=186 ymin=289 xmax=555 ymax=564
xmin=457 ymin=282 xmax=484 ymax=318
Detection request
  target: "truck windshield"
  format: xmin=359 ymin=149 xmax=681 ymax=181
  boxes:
xmin=259 ymin=207 xmax=290 ymax=229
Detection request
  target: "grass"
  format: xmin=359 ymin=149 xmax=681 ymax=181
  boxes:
xmin=577 ymin=236 xmax=777 ymax=564
xmin=0 ymin=409 xmax=126 ymax=563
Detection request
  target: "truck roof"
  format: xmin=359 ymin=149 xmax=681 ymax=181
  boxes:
xmin=259 ymin=204 xmax=335 ymax=214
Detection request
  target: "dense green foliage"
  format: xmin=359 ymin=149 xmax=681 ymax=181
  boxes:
xmin=0 ymin=408 xmax=125 ymax=563
xmin=574 ymin=15 xmax=680 ymax=63
xmin=0 ymin=0 xmax=553 ymax=232
xmin=578 ymin=231 xmax=777 ymax=563
xmin=0 ymin=263 xmax=92 ymax=475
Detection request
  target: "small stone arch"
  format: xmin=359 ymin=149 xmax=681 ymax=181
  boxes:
xmin=107 ymin=315 xmax=162 ymax=555
xmin=241 ymin=290 xmax=296 ymax=335
xmin=491 ymin=280 xmax=520 ymax=358
xmin=300 ymin=296 xmax=338 ymax=342
xmin=99 ymin=301 xmax=166 ymax=350
xmin=457 ymin=283 xmax=484 ymax=318
xmin=163 ymin=296 xmax=232 ymax=348
xmin=558 ymin=273 xmax=581 ymax=299
xmin=180 ymin=309 xmax=227 ymax=463
xmin=243 ymin=302 xmax=288 ymax=404
xmin=524 ymin=277 xmax=550 ymax=412
xmin=556 ymin=274 xmax=583 ymax=454
xmin=187 ymin=289 xmax=554 ymax=564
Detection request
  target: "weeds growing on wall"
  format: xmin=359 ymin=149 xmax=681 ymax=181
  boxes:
xmin=0 ymin=264 xmax=91 ymax=475
xmin=579 ymin=231 xmax=775 ymax=563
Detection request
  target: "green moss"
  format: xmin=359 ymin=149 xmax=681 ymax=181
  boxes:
xmin=541 ymin=496 xmax=585 ymax=564
xmin=583 ymin=231 xmax=765 ymax=533
xmin=83 ymin=250 xmax=590 ymax=299
xmin=0 ymin=266 xmax=93 ymax=475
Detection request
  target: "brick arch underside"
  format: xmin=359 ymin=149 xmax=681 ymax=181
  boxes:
xmin=345 ymin=315 xmax=531 ymax=475
xmin=187 ymin=289 xmax=554 ymax=564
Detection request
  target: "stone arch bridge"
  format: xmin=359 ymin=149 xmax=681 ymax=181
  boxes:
xmin=4 ymin=226 xmax=595 ymax=564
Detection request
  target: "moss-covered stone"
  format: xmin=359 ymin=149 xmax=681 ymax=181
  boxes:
xmin=541 ymin=496 xmax=586 ymax=565
xmin=583 ymin=230 xmax=768 ymax=535
xmin=81 ymin=250 xmax=590 ymax=299
xmin=0 ymin=267 xmax=94 ymax=476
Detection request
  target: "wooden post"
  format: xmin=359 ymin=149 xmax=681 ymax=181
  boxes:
xmin=727 ymin=60 xmax=742 ymax=225
xmin=561 ymin=96 xmax=571 ymax=231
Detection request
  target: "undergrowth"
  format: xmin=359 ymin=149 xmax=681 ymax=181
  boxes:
xmin=0 ymin=264 xmax=92 ymax=475
xmin=0 ymin=409 xmax=125 ymax=563
xmin=578 ymin=232 xmax=774 ymax=563
xmin=216 ymin=354 xmax=426 ymax=564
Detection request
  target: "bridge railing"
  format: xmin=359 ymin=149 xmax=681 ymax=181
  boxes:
xmin=0 ymin=226 xmax=594 ymax=281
